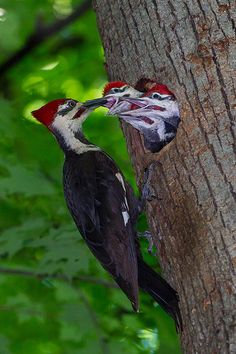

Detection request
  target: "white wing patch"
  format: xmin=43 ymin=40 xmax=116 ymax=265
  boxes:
xmin=116 ymin=173 xmax=130 ymax=226
xmin=116 ymin=172 xmax=125 ymax=190
xmin=122 ymin=211 xmax=130 ymax=226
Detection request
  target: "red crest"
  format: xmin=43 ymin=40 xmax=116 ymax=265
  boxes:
xmin=31 ymin=99 xmax=67 ymax=127
xmin=135 ymin=79 xmax=175 ymax=97
xmin=144 ymin=84 xmax=175 ymax=97
xmin=103 ymin=81 xmax=127 ymax=96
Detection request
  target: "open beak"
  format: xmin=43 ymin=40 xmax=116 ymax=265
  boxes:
xmin=120 ymin=97 xmax=166 ymax=112
xmin=118 ymin=110 xmax=155 ymax=127
xmin=120 ymin=97 xmax=148 ymax=108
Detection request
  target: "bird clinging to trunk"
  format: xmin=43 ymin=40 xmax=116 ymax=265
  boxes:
xmin=31 ymin=98 xmax=182 ymax=330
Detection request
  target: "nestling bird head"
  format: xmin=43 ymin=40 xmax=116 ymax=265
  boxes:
xmin=82 ymin=81 xmax=142 ymax=114
xmin=103 ymin=81 xmax=140 ymax=99
xmin=103 ymin=81 xmax=142 ymax=114
xmin=118 ymin=83 xmax=180 ymax=129
xmin=128 ymin=83 xmax=175 ymax=107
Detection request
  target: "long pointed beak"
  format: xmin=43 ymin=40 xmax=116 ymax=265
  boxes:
xmin=82 ymin=97 xmax=108 ymax=109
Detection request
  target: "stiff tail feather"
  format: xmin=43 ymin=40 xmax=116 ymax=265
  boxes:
xmin=138 ymin=258 xmax=182 ymax=331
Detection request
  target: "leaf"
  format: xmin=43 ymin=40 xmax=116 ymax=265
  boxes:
xmin=6 ymin=293 xmax=45 ymax=323
xmin=59 ymin=302 xmax=95 ymax=342
xmin=32 ymin=228 xmax=91 ymax=277
xmin=0 ymin=218 xmax=46 ymax=257
xmin=0 ymin=160 xmax=55 ymax=197
xmin=0 ymin=335 xmax=11 ymax=354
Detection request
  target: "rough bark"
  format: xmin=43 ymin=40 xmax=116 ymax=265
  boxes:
xmin=93 ymin=1 xmax=236 ymax=353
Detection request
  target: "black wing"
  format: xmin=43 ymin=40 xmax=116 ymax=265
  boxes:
xmin=63 ymin=150 xmax=139 ymax=310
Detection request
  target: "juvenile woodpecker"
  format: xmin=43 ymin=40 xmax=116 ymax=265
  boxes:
xmin=84 ymin=79 xmax=180 ymax=153
xmin=119 ymin=83 xmax=180 ymax=153
xmin=31 ymin=98 xmax=182 ymax=329
xmin=84 ymin=81 xmax=142 ymax=114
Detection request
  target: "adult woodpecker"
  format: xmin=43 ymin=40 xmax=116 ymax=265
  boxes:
xmin=31 ymin=98 xmax=182 ymax=329
xmin=83 ymin=79 xmax=180 ymax=153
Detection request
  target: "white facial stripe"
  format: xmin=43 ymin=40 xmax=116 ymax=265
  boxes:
xmin=107 ymin=87 xmax=141 ymax=98
xmin=52 ymin=103 xmax=100 ymax=154
xmin=125 ymin=87 xmax=142 ymax=97
xmin=157 ymin=94 xmax=170 ymax=98
xmin=59 ymin=102 xmax=70 ymax=110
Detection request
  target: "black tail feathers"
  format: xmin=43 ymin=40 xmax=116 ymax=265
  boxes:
xmin=138 ymin=258 xmax=182 ymax=331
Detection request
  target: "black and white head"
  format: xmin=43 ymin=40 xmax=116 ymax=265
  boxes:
xmin=118 ymin=83 xmax=180 ymax=131
xmin=83 ymin=81 xmax=142 ymax=115
xmin=31 ymin=99 xmax=93 ymax=152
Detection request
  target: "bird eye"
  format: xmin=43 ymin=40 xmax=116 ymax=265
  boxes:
xmin=68 ymin=100 xmax=76 ymax=108
xmin=112 ymin=88 xmax=121 ymax=93
xmin=152 ymin=93 xmax=162 ymax=99
xmin=151 ymin=93 xmax=172 ymax=101
xmin=111 ymin=86 xmax=127 ymax=94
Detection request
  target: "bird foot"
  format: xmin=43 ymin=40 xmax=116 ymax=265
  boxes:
xmin=140 ymin=162 xmax=161 ymax=208
xmin=137 ymin=231 xmax=157 ymax=256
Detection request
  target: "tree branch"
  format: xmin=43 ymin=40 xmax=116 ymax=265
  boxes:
xmin=0 ymin=0 xmax=91 ymax=76
xmin=0 ymin=266 xmax=117 ymax=288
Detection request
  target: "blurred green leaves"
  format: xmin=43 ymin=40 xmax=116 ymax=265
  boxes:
xmin=0 ymin=0 xmax=181 ymax=353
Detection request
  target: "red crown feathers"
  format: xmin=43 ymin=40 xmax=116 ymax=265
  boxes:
xmin=31 ymin=99 xmax=67 ymax=127
xmin=103 ymin=81 xmax=127 ymax=96
xmin=143 ymin=84 xmax=175 ymax=97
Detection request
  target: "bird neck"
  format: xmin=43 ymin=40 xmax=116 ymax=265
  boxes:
xmin=53 ymin=124 xmax=100 ymax=155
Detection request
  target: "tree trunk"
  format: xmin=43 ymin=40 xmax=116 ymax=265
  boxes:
xmin=93 ymin=1 xmax=236 ymax=353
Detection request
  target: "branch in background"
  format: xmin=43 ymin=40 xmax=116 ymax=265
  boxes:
xmin=0 ymin=0 xmax=91 ymax=76
xmin=0 ymin=266 xmax=117 ymax=288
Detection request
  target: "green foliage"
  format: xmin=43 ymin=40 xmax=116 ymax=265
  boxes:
xmin=0 ymin=0 xmax=181 ymax=353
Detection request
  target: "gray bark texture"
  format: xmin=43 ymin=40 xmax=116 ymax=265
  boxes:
xmin=93 ymin=1 xmax=236 ymax=353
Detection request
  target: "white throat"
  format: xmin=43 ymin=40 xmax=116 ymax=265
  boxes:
xmin=51 ymin=108 xmax=100 ymax=154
